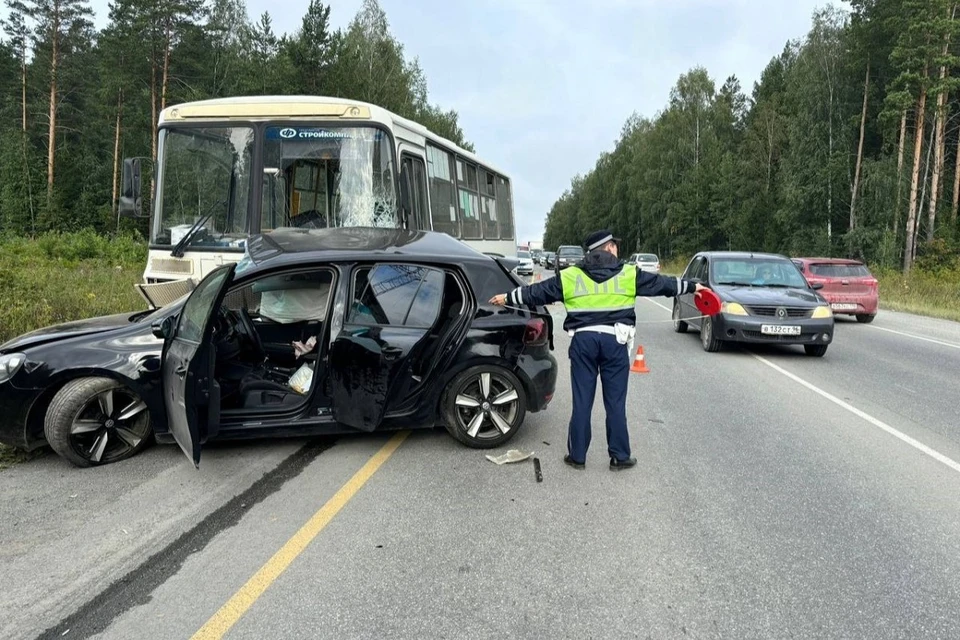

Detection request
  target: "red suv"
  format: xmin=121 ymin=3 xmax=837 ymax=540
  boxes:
xmin=792 ymin=257 xmax=879 ymax=323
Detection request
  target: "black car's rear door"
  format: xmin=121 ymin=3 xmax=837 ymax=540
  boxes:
xmin=162 ymin=264 xmax=235 ymax=467
xmin=330 ymin=263 xmax=444 ymax=431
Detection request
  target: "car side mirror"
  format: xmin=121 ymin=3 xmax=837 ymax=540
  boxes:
xmin=151 ymin=315 xmax=176 ymax=340
xmin=810 ymin=282 xmax=824 ymax=291
xmin=119 ymin=158 xmax=148 ymax=218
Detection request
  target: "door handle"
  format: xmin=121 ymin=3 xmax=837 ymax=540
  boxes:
xmin=382 ymin=346 xmax=403 ymax=361
xmin=175 ymin=365 xmax=188 ymax=377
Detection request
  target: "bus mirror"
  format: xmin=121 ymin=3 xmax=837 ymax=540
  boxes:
xmin=119 ymin=158 xmax=145 ymax=218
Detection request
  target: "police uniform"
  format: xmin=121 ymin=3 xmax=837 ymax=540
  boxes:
xmin=498 ymin=230 xmax=699 ymax=470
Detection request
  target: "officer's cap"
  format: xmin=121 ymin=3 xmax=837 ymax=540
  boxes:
xmin=584 ymin=229 xmax=620 ymax=252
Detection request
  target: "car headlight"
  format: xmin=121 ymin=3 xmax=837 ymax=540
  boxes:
xmin=811 ymin=305 xmax=833 ymax=319
xmin=721 ymin=302 xmax=748 ymax=316
xmin=0 ymin=353 xmax=26 ymax=384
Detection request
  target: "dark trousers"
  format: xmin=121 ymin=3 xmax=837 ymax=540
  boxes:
xmin=567 ymin=331 xmax=631 ymax=463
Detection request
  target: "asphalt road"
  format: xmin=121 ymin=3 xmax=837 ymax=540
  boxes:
xmin=3 ymin=268 xmax=960 ymax=639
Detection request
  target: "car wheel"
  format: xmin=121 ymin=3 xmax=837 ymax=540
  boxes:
xmin=672 ymin=300 xmax=688 ymax=333
xmin=804 ymin=344 xmax=829 ymax=357
xmin=700 ymin=316 xmax=722 ymax=352
xmin=441 ymin=365 xmax=526 ymax=449
xmin=856 ymin=314 xmax=876 ymax=324
xmin=44 ymin=377 xmax=152 ymax=468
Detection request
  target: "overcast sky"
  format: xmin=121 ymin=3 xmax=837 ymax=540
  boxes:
xmin=80 ymin=0 xmax=831 ymax=244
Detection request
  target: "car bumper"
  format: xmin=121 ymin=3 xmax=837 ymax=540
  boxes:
xmin=518 ymin=350 xmax=557 ymax=413
xmin=713 ymin=314 xmax=835 ymax=346
xmin=0 ymin=383 xmax=45 ymax=450
xmin=823 ymin=296 xmax=878 ymax=316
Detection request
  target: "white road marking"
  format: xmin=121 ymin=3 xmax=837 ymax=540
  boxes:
xmin=751 ymin=354 xmax=960 ymax=475
xmin=865 ymin=325 xmax=960 ymax=350
xmin=644 ymin=298 xmax=671 ymax=312
xmin=643 ymin=296 xmax=960 ymax=475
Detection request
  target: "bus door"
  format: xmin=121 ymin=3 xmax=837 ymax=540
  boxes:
xmin=400 ymin=148 xmax=430 ymax=231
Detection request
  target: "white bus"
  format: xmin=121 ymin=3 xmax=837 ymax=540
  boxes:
xmin=119 ymin=95 xmax=517 ymax=307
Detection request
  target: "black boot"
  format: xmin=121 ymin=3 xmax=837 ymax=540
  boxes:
xmin=563 ymin=454 xmax=585 ymax=470
xmin=609 ymin=456 xmax=637 ymax=471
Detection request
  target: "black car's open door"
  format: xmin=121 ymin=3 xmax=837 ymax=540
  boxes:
xmin=329 ymin=263 xmax=443 ymax=431
xmin=160 ymin=264 xmax=236 ymax=467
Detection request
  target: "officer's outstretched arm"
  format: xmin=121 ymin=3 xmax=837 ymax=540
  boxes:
xmin=504 ymin=275 xmax=564 ymax=307
xmin=635 ymin=270 xmax=698 ymax=297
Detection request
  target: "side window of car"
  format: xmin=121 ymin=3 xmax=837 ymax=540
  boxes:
xmin=686 ymin=257 xmax=705 ymax=281
xmin=176 ymin=266 xmax=233 ymax=343
xmin=348 ymin=264 xmax=444 ymax=328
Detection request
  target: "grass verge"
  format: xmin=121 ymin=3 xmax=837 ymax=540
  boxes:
xmin=874 ymin=268 xmax=960 ymax=323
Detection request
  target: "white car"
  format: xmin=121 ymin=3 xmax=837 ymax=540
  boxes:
xmin=633 ymin=252 xmax=660 ymax=273
xmin=515 ymin=250 xmax=534 ymax=275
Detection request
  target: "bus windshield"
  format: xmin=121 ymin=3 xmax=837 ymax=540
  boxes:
xmin=151 ymin=124 xmax=398 ymax=249
xmin=152 ymin=125 xmax=255 ymax=248
xmin=261 ymin=125 xmax=396 ymax=232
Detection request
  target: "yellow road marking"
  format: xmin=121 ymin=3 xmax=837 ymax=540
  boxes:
xmin=191 ymin=430 xmax=410 ymax=639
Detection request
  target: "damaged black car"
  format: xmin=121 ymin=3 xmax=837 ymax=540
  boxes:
xmin=0 ymin=227 xmax=558 ymax=468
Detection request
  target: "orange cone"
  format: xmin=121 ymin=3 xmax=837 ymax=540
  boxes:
xmin=630 ymin=345 xmax=650 ymax=373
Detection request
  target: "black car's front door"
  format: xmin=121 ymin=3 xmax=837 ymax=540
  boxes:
xmin=162 ymin=264 xmax=235 ymax=467
xmin=330 ymin=263 xmax=445 ymax=431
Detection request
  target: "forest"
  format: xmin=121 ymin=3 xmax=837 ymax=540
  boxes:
xmin=0 ymin=0 xmax=471 ymax=239
xmin=542 ymin=0 xmax=960 ymax=275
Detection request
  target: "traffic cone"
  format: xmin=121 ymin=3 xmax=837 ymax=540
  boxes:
xmin=535 ymin=272 xmax=542 ymax=282
xmin=630 ymin=345 xmax=650 ymax=373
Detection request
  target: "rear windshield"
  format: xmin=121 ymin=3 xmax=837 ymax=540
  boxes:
xmin=637 ymin=254 xmax=658 ymax=261
xmin=558 ymin=246 xmax=584 ymax=256
xmin=809 ymin=263 xmax=871 ymax=277
xmin=517 ymin=251 xmax=530 ymax=258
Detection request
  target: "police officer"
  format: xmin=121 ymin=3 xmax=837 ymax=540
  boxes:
xmin=489 ymin=230 xmax=706 ymax=471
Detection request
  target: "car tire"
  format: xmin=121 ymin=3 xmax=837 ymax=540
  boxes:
xmin=804 ymin=344 xmax=829 ymax=357
xmin=672 ymin=300 xmax=688 ymax=333
xmin=441 ymin=365 xmax=526 ymax=449
xmin=700 ymin=316 xmax=722 ymax=352
xmin=856 ymin=314 xmax=876 ymax=324
xmin=44 ymin=377 xmax=153 ymax=468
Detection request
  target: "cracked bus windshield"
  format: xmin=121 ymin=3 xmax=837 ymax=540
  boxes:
xmin=261 ymin=125 xmax=396 ymax=231
xmin=151 ymin=124 xmax=397 ymax=250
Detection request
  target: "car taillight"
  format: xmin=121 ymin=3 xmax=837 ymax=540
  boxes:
xmin=524 ymin=318 xmax=547 ymax=345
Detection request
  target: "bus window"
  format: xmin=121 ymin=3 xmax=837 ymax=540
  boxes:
xmin=496 ymin=176 xmax=514 ymax=240
xmin=481 ymin=169 xmax=498 ymax=239
xmin=426 ymin=144 xmax=459 ymax=236
xmin=456 ymin=158 xmax=482 ymax=239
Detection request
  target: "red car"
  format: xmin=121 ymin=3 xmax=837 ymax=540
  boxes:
xmin=792 ymin=257 xmax=879 ymax=323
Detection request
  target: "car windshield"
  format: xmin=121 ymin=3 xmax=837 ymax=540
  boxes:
xmin=559 ymin=247 xmax=583 ymax=256
xmin=517 ymin=251 xmax=530 ymax=258
xmin=637 ymin=254 xmax=658 ymax=261
xmin=809 ymin=263 xmax=871 ymax=277
xmin=151 ymin=126 xmax=255 ymax=249
xmin=712 ymin=258 xmax=808 ymax=288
